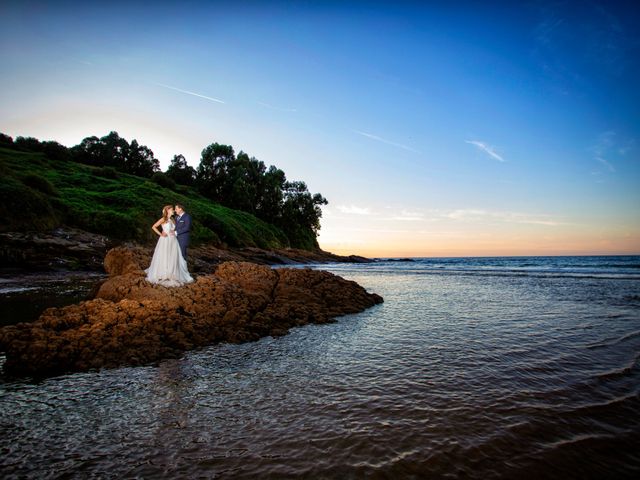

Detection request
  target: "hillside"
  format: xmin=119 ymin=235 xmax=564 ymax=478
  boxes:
xmin=0 ymin=147 xmax=290 ymax=250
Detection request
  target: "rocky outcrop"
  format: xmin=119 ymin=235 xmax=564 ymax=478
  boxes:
xmin=226 ymin=247 xmax=374 ymax=265
xmin=0 ymin=247 xmax=382 ymax=376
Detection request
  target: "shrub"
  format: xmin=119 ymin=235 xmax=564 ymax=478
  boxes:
xmin=93 ymin=166 xmax=119 ymax=179
xmin=95 ymin=191 xmax=140 ymax=208
xmin=151 ymin=172 xmax=176 ymax=190
xmin=191 ymin=223 xmax=220 ymax=245
xmin=42 ymin=141 xmax=71 ymax=161
xmin=21 ymin=174 xmax=58 ymax=197
xmin=0 ymin=181 xmax=58 ymax=231
xmin=0 ymin=133 xmax=13 ymax=147
xmin=14 ymin=136 xmax=41 ymax=151
xmin=75 ymin=209 xmax=140 ymax=240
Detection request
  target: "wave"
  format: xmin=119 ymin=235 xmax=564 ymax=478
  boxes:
xmin=593 ymin=352 xmax=640 ymax=381
xmin=375 ymin=255 xmax=640 ymax=272
xmin=0 ymin=286 xmax=40 ymax=294
xmin=339 ymin=265 xmax=640 ymax=281
xmin=587 ymin=330 xmax=640 ymax=350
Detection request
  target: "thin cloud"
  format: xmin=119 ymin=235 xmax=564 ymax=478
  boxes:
xmin=594 ymin=131 xmax=615 ymax=154
xmin=257 ymin=101 xmax=297 ymax=112
xmin=353 ymin=130 xmax=419 ymax=153
xmin=446 ymin=209 xmax=488 ymax=220
xmin=390 ymin=209 xmax=426 ymax=221
xmin=618 ymin=139 xmax=635 ymax=155
xmin=592 ymin=131 xmax=616 ymax=173
xmin=534 ymin=16 xmax=564 ymax=47
xmin=589 ymin=130 xmax=634 ymax=174
xmin=154 ymin=82 xmax=225 ymax=104
xmin=465 ymin=140 xmax=505 ymax=162
xmin=337 ymin=205 xmax=373 ymax=215
xmin=445 ymin=209 xmax=566 ymax=226
xmin=596 ymin=156 xmax=616 ymax=172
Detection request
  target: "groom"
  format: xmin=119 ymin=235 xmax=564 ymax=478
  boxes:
xmin=174 ymin=203 xmax=192 ymax=260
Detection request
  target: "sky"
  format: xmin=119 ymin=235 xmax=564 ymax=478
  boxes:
xmin=1 ymin=0 xmax=639 ymax=257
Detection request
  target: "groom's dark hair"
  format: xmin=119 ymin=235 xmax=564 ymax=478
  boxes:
xmin=175 ymin=203 xmax=185 ymax=211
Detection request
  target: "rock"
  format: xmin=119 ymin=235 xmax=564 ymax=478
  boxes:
xmin=0 ymin=247 xmax=383 ymax=376
xmin=103 ymin=245 xmax=147 ymax=276
xmin=0 ymin=227 xmax=112 ymax=272
xmin=189 ymin=245 xmax=377 ymax=267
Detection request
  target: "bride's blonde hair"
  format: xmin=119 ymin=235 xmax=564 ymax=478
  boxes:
xmin=162 ymin=205 xmax=174 ymax=223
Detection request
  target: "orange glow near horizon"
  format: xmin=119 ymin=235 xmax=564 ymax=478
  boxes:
xmin=318 ymin=216 xmax=640 ymax=258
xmin=1 ymin=2 xmax=639 ymax=263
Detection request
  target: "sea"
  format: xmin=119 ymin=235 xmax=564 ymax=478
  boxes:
xmin=1 ymin=255 xmax=639 ymax=479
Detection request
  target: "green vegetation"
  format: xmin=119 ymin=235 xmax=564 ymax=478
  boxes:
xmin=0 ymin=131 xmax=327 ymax=250
xmin=195 ymin=143 xmax=327 ymax=250
xmin=0 ymin=146 xmax=290 ymax=249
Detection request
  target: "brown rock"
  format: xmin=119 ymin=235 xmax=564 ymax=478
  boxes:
xmin=103 ymin=246 xmax=146 ymax=276
xmin=0 ymin=247 xmax=382 ymax=376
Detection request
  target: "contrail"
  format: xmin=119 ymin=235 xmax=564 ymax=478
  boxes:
xmin=353 ymin=130 xmax=419 ymax=153
xmin=154 ymin=82 xmax=225 ymax=104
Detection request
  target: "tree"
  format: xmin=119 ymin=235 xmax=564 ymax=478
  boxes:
xmin=128 ymin=139 xmax=160 ymax=177
xmin=256 ymin=165 xmax=286 ymax=224
xmin=196 ymin=143 xmax=235 ymax=201
xmin=71 ymin=132 xmax=126 ymax=169
xmin=225 ymin=152 xmax=267 ymax=213
xmin=279 ymin=181 xmax=328 ymax=249
xmin=194 ymin=141 xmax=328 ymax=248
xmin=101 ymin=131 xmax=129 ymax=170
xmin=14 ymin=136 xmax=41 ymax=151
xmin=165 ymin=154 xmax=196 ymax=186
xmin=0 ymin=133 xmax=13 ymax=147
xmin=71 ymin=135 xmax=100 ymax=165
xmin=41 ymin=141 xmax=71 ymax=161
xmin=1 ymin=135 xmax=70 ymax=161
xmin=70 ymin=131 xmax=159 ymax=177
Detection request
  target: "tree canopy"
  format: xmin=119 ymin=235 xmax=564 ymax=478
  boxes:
xmin=70 ymin=131 xmax=160 ymax=177
xmin=195 ymin=142 xmax=327 ymax=249
xmin=165 ymin=154 xmax=196 ymax=186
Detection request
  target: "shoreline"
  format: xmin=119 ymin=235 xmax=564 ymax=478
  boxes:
xmin=0 ymin=227 xmax=376 ymax=325
xmin=0 ymin=247 xmax=383 ymax=377
xmin=0 ymin=226 xmax=374 ymax=276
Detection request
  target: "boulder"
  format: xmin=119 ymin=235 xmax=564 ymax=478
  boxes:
xmin=0 ymin=247 xmax=382 ymax=376
xmin=103 ymin=245 xmax=147 ymax=276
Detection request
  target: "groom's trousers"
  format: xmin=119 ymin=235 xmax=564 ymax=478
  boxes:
xmin=177 ymin=233 xmax=189 ymax=260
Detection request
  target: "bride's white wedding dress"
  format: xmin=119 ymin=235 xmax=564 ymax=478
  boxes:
xmin=145 ymin=221 xmax=193 ymax=287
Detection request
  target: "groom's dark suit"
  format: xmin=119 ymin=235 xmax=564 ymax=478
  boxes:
xmin=175 ymin=212 xmax=192 ymax=260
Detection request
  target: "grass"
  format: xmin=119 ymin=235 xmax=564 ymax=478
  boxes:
xmin=0 ymin=147 xmax=290 ymax=249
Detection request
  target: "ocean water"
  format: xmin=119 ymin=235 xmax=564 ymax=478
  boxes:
xmin=1 ymin=256 xmax=639 ymax=479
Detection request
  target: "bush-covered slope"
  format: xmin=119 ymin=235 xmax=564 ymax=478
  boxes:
xmin=0 ymin=147 xmax=290 ymax=249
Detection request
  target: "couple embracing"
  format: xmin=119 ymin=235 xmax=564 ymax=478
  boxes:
xmin=145 ymin=203 xmax=194 ymax=287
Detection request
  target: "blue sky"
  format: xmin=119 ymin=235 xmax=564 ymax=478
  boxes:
xmin=1 ymin=1 xmax=639 ymax=255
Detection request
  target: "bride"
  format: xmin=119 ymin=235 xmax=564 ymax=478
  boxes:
xmin=145 ymin=205 xmax=194 ymax=287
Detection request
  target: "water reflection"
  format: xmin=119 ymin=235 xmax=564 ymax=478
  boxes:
xmin=0 ymin=273 xmax=104 ymax=325
xmin=1 ymin=261 xmax=639 ymax=478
